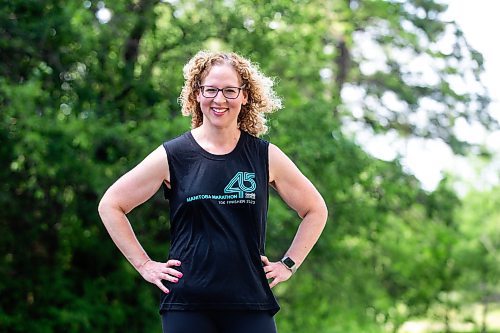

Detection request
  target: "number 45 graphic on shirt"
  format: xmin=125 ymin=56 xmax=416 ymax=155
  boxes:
xmin=224 ymin=172 xmax=256 ymax=198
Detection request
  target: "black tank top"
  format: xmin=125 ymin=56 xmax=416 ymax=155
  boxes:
xmin=159 ymin=131 xmax=280 ymax=314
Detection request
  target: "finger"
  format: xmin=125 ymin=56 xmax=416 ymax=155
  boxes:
xmin=155 ymin=280 xmax=170 ymax=293
xmin=166 ymin=259 xmax=182 ymax=267
xmin=261 ymin=255 xmax=271 ymax=266
xmin=269 ymin=278 xmax=280 ymax=289
xmin=263 ymin=265 xmax=272 ymax=273
xmin=165 ymin=267 xmax=184 ymax=278
xmin=161 ymin=273 xmax=179 ymax=283
xmin=266 ymin=271 xmax=276 ymax=280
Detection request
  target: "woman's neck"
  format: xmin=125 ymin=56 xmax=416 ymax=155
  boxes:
xmin=191 ymin=125 xmax=241 ymax=155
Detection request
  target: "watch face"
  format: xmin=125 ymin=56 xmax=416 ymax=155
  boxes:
xmin=282 ymin=257 xmax=295 ymax=268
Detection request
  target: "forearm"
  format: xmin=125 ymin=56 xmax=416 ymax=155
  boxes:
xmin=98 ymin=202 xmax=150 ymax=270
xmin=284 ymin=206 xmax=327 ymax=269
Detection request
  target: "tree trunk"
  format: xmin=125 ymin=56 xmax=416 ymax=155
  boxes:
xmin=444 ymin=306 xmax=451 ymax=333
xmin=480 ymin=300 xmax=488 ymax=333
xmin=332 ymin=37 xmax=350 ymax=119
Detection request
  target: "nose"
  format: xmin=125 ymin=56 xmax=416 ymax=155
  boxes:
xmin=213 ymin=90 xmax=227 ymax=103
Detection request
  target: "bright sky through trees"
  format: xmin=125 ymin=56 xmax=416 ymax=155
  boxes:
xmin=354 ymin=0 xmax=500 ymax=193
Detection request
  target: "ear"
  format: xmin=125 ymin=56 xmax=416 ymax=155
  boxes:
xmin=196 ymin=89 xmax=201 ymax=103
xmin=241 ymin=89 xmax=248 ymax=105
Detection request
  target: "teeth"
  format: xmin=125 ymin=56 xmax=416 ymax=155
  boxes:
xmin=212 ymin=108 xmax=227 ymax=113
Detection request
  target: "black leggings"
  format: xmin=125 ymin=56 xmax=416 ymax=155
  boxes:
xmin=161 ymin=310 xmax=277 ymax=333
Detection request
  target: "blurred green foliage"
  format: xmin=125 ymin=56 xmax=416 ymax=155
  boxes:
xmin=1 ymin=0 xmax=499 ymax=332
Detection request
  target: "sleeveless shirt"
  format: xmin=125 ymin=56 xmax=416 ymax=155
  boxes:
xmin=159 ymin=130 xmax=280 ymax=315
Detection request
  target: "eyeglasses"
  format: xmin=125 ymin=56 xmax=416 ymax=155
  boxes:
xmin=199 ymin=85 xmax=245 ymax=99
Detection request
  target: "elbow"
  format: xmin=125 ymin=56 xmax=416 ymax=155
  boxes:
xmin=312 ymin=191 xmax=329 ymax=226
xmin=98 ymin=192 xmax=116 ymax=219
xmin=97 ymin=195 xmax=108 ymax=219
xmin=322 ymin=201 xmax=328 ymax=220
xmin=313 ymin=197 xmax=328 ymax=229
xmin=301 ymin=199 xmax=328 ymax=227
xmin=319 ymin=200 xmax=328 ymax=226
xmin=98 ymin=192 xmax=128 ymax=220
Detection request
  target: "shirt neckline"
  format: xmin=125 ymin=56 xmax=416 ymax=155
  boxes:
xmin=187 ymin=130 xmax=246 ymax=160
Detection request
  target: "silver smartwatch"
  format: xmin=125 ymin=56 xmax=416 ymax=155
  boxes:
xmin=280 ymin=256 xmax=297 ymax=274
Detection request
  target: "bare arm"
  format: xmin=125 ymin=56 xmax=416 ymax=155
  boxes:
xmin=262 ymin=143 xmax=328 ymax=288
xmin=98 ymin=145 xmax=182 ymax=293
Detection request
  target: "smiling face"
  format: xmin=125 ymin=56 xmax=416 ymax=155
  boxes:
xmin=196 ymin=64 xmax=248 ymax=131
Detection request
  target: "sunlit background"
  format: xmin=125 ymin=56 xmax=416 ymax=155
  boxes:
xmin=344 ymin=1 xmax=500 ymax=195
xmin=2 ymin=1 xmax=499 ymax=332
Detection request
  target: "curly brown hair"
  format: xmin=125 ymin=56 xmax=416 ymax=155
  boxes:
xmin=179 ymin=50 xmax=282 ymax=137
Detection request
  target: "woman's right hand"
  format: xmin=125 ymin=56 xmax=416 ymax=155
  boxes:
xmin=138 ymin=259 xmax=183 ymax=293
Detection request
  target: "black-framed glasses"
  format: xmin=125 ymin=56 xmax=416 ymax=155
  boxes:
xmin=199 ymin=85 xmax=245 ymax=99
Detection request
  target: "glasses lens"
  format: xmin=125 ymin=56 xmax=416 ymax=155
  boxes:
xmin=223 ymin=87 xmax=239 ymax=99
xmin=203 ymin=87 xmax=218 ymax=98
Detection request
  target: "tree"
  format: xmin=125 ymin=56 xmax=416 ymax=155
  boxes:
xmin=454 ymin=187 xmax=500 ymax=333
xmin=1 ymin=0 xmax=496 ymax=332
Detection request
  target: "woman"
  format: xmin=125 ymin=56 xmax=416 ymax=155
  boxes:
xmin=98 ymin=50 xmax=328 ymax=333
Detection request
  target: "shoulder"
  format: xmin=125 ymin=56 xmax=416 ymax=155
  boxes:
xmin=244 ymin=131 xmax=269 ymax=148
xmin=163 ymin=131 xmax=190 ymax=146
xmin=268 ymin=143 xmax=298 ymax=183
xmin=240 ymin=131 xmax=269 ymax=162
xmin=163 ymin=131 xmax=191 ymax=154
xmin=268 ymin=143 xmax=288 ymax=161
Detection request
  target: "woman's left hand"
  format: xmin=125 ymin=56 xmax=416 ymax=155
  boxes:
xmin=261 ymin=255 xmax=293 ymax=288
